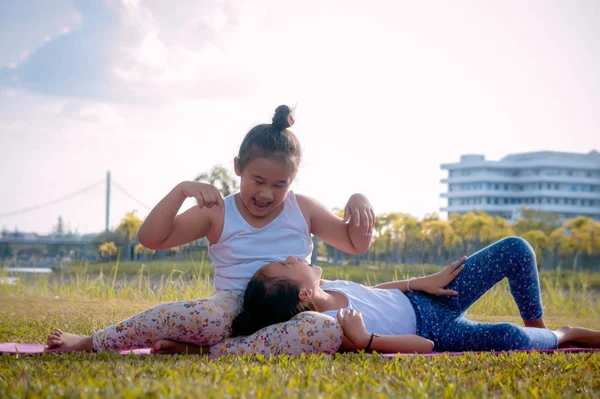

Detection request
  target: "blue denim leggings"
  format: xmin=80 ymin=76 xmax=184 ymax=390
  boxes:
xmin=405 ymin=236 xmax=558 ymax=351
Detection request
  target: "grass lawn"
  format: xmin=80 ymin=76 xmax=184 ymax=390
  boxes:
xmin=1 ymin=264 xmax=599 ymax=398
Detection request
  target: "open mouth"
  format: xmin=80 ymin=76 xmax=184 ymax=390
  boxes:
xmin=252 ymin=198 xmax=272 ymax=209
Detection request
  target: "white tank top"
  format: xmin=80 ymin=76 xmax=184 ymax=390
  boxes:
xmin=321 ymin=280 xmax=417 ymax=336
xmin=208 ymin=191 xmax=313 ymax=292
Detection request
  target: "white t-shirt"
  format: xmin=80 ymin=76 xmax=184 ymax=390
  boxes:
xmin=321 ymin=280 xmax=417 ymax=336
xmin=208 ymin=191 xmax=313 ymax=292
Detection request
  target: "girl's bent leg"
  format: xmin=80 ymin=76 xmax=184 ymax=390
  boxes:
xmin=443 ymin=236 xmax=544 ymax=322
xmin=208 ymin=311 xmax=342 ymax=357
xmin=92 ymin=290 xmax=242 ymax=352
xmin=439 ymin=317 xmax=558 ymax=352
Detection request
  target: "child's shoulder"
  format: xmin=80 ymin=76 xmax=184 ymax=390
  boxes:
xmin=295 ymin=193 xmax=327 ymax=214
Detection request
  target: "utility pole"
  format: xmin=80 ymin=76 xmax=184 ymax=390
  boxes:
xmin=105 ymin=171 xmax=111 ymax=233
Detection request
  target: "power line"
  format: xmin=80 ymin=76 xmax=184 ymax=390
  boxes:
xmin=111 ymin=179 xmax=152 ymax=211
xmin=0 ymin=180 xmax=105 ymax=218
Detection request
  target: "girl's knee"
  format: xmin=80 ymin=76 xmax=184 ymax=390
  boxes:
xmin=500 ymin=236 xmax=535 ymax=257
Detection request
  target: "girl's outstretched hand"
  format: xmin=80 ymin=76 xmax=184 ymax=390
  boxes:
xmin=342 ymin=193 xmax=375 ymax=236
xmin=337 ymin=309 xmax=370 ymax=350
xmin=413 ymin=256 xmax=467 ymax=296
xmin=178 ymin=181 xmax=224 ymax=209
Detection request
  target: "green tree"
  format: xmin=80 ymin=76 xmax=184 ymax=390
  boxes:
xmin=514 ymin=208 xmax=561 ymax=236
xmin=98 ymin=242 xmax=118 ymax=261
xmin=421 ymin=215 xmax=454 ymax=264
xmin=521 ymin=230 xmax=548 ymax=268
xmin=552 ymin=216 xmax=600 ymax=271
xmin=195 ymin=165 xmax=239 ymax=197
xmin=118 ymin=211 xmax=143 ymax=262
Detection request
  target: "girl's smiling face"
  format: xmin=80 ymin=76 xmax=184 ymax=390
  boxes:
xmin=235 ymin=156 xmax=295 ymax=218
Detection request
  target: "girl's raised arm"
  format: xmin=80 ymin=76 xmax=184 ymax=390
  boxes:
xmin=297 ymin=194 xmax=374 ymax=255
xmin=138 ymin=182 xmax=223 ymax=250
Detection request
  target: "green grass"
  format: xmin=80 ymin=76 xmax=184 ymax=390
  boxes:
xmin=1 ymin=264 xmax=599 ymax=397
xmin=56 ymin=258 xmax=600 ymax=291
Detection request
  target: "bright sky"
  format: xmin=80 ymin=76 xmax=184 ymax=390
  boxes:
xmin=1 ymin=0 xmax=599 ymax=234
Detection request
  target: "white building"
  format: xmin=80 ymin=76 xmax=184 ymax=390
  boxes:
xmin=440 ymin=151 xmax=600 ymax=222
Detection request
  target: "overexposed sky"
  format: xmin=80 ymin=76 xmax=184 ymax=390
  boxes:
xmin=1 ymin=0 xmax=599 ymax=234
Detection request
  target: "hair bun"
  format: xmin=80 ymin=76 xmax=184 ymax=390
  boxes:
xmin=272 ymin=105 xmax=295 ymax=130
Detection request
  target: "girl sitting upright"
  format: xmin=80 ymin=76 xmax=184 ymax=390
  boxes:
xmin=47 ymin=105 xmax=374 ymax=356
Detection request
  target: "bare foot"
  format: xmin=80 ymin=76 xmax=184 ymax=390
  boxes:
xmin=151 ymin=339 xmax=207 ymax=355
xmin=46 ymin=329 xmax=94 ymax=352
xmin=524 ymin=318 xmax=547 ymax=329
xmin=556 ymin=326 xmax=600 ymax=348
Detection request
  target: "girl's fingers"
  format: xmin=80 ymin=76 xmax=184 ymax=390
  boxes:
xmin=362 ymin=210 xmax=370 ymax=234
xmin=441 ymin=289 xmax=459 ymax=296
xmin=352 ymin=209 xmax=360 ymax=226
xmin=452 ymin=264 xmax=465 ymax=276
xmin=203 ymin=191 xmax=215 ymax=207
xmin=343 ymin=205 xmax=350 ymax=223
xmin=195 ymin=194 xmax=205 ymax=208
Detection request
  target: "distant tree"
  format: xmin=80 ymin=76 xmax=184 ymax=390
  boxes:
xmin=521 ymin=230 xmax=548 ymax=269
xmin=98 ymin=242 xmax=118 ymax=261
xmin=552 ymin=216 xmax=600 ymax=271
xmin=195 ymin=165 xmax=239 ymax=197
xmin=514 ymin=209 xmax=561 ymax=236
xmin=118 ymin=211 xmax=143 ymax=262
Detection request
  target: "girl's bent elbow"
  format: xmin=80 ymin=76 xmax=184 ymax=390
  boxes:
xmin=138 ymin=233 xmax=161 ymax=250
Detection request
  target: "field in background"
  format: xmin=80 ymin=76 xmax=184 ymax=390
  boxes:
xmin=1 ymin=260 xmax=599 ymax=397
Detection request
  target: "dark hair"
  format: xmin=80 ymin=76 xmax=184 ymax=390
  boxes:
xmin=231 ymin=270 xmax=316 ymax=337
xmin=236 ymin=105 xmax=302 ymax=172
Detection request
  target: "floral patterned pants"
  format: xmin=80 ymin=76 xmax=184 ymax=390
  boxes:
xmin=406 ymin=236 xmax=558 ymax=351
xmin=92 ymin=290 xmax=342 ymax=356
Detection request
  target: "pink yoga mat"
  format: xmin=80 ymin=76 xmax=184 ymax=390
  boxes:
xmin=1 ymin=343 xmax=598 ymax=356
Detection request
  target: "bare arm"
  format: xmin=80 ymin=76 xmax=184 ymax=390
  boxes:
xmin=138 ymin=182 xmax=223 ymax=250
xmin=297 ymin=194 xmax=373 ymax=255
xmin=374 ymin=257 xmax=467 ymax=295
xmin=337 ymin=309 xmax=434 ymax=354
xmin=341 ymin=334 xmax=434 ymax=354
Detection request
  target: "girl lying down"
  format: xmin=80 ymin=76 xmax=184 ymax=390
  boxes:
xmin=230 ymin=237 xmax=600 ymax=353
